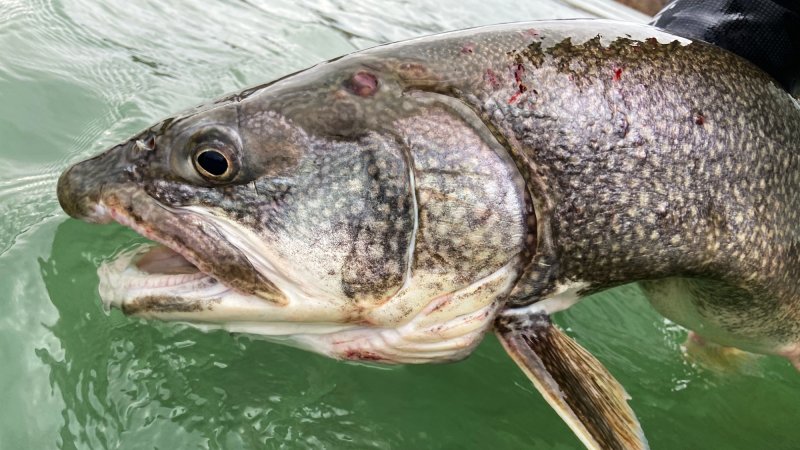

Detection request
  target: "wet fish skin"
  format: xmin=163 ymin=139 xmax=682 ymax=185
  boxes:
xmin=57 ymin=22 xmax=534 ymax=337
xmin=487 ymin=27 xmax=800 ymax=354
xmin=58 ymin=19 xmax=800 ymax=359
xmin=352 ymin=20 xmax=800 ymax=354
xmin=54 ymin=19 xmax=800 ymax=450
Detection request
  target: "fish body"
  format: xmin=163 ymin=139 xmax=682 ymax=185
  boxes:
xmin=57 ymin=19 xmax=800 ymax=449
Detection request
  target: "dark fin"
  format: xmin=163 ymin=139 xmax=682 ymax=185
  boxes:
xmin=495 ymin=313 xmax=648 ymax=450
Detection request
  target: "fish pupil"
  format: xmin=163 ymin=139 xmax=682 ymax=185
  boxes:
xmin=197 ymin=150 xmax=228 ymax=176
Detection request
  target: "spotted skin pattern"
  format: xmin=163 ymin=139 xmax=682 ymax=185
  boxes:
xmin=396 ymin=110 xmax=526 ymax=287
xmin=58 ymin=20 xmax=800 ymax=360
xmin=355 ymin=21 xmax=800 ymax=354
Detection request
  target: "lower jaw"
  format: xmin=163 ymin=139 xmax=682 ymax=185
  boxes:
xmin=96 ymin=247 xmax=495 ymax=364
xmin=97 ymin=244 xmax=226 ymax=313
xmin=164 ymin=319 xmax=485 ymax=364
xmin=96 ymin=245 xmax=321 ymax=324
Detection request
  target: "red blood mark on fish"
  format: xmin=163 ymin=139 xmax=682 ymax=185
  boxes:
xmin=430 ymin=296 xmax=454 ymax=313
xmin=508 ymin=88 xmax=526 ymax=104
xmin=508 ymin=63 xmax=528 ymax=104
xmin=484 ymin=68 xmax=500 ymax=88
xmin=612 ymin=66 xmax=623 ymax=82
xmin=461 ymin=42 xmax=475 ymax=54
xmin=521 ymin=28 xmax=540 ymax=39
xmin=344 ymin=71 xmax=378 ymax=97
xmin=513 ymin=63 xmax=524 ymax=83
xmin=694 ymin=111 xmax=706 ymax=125
xmin=343 ymin=350 xmax=384 ymax=361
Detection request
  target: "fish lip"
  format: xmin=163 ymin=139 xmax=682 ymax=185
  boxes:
xmin=96 ymin=190 xmax=288 ymax=307
xmin=99 ymin=198 xmax=231 ymax=295
xmin=114 ymin=203 xmax=192 ymax=258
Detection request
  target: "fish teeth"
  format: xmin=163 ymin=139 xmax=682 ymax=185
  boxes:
xmin=97 ymin=245 xmax=225 ymax=311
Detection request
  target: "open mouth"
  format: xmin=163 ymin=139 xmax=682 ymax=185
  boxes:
xmin=103 ymin=200 xmax=213 ymax=279
xmin=98 ymin=243 xmax=225 ymax=312
xmin=95 ymin=201 xmax=233 ymax=313
xmin=94 ymin=192 xmax=286 ymax=307
xmin=135 ymin=244 xmax=201 ymax=275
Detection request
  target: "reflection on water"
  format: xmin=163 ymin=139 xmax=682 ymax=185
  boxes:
xmin=41 ymin=221 xmax=377 ymax=448
xmin=3 ymin=0 xmax=800 ymax=448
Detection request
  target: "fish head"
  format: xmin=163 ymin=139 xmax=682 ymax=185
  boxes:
xmin=57 ymin=56 xmax=532 ymax=363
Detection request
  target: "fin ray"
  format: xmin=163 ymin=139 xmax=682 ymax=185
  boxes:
xmin=495 ymin=313 xmax=648 ymax=450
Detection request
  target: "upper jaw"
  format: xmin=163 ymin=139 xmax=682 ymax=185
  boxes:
xmin=118 ymin=187 xmax=285 ymax=299
xmin=65 ymin=179 xmax=289 ymax=312
xmin=57 ymin=140 xmax=139 ymax=222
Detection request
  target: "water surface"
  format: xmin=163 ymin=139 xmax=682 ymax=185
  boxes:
xmin=2 ymin=0 xmax=799 ymax=448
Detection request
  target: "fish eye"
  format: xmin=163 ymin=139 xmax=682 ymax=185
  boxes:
xmin=193 ymin=147 xmax=235 ymax=181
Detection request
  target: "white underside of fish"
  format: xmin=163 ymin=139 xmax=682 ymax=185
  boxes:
xmin=98 ymin=205 xmax=523 ymax=363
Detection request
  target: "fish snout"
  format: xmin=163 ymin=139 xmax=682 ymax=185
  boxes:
xmin=57 ymin=143 xmax=136 ymax=223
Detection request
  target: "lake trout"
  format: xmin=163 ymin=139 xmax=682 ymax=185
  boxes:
xmin=56 ymin=19 xmax=800 ymax=450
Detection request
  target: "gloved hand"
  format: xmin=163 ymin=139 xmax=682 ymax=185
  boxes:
xmin=651 ymin=0 xmax=800 ymax=96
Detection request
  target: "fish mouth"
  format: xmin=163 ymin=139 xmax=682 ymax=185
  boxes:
xmin=95 ymin=199 xmax=234 ymax=314
xmin=135 ymin=244 xmax=202 ymax=276
xmin=104 ymin=200 xmax=209 ymax=283
xmin=98 ymin=244 xmax=226 ymax=315
xmin=89 ymin=189 xmax=288 ymax=316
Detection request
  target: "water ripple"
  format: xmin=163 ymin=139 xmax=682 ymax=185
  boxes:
xmin=10 ymin=0 xmax=800 ymax=449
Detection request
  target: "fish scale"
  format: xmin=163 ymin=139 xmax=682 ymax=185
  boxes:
xmin=58 ymin=19 xmax=800 ymax=450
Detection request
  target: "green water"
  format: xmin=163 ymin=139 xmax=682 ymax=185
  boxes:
xmin=2 ymin=0 xmax=799 ymax=448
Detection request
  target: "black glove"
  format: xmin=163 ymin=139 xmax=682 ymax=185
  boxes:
xmin=651 ymin=0 xmax=800 ymax=96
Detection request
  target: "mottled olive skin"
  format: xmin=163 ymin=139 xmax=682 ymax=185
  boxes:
xmin=345 ymin=20 xmax=800 ymax=353
xmin=59 ymin=19 xmax=800 ymax=357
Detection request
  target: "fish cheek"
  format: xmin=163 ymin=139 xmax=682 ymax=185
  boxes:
xmin=337 ymin=137 xmax=415 ymax=302
xmin=251 ymin=132 xmax=415 ymax=307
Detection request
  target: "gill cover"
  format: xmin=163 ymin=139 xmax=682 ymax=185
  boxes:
xmin=57 ymin=48 xmax=532 ymax=362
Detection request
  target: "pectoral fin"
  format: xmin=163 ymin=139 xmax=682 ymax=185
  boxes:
xmin=495 ymin=313 xmax=648 ymax=450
